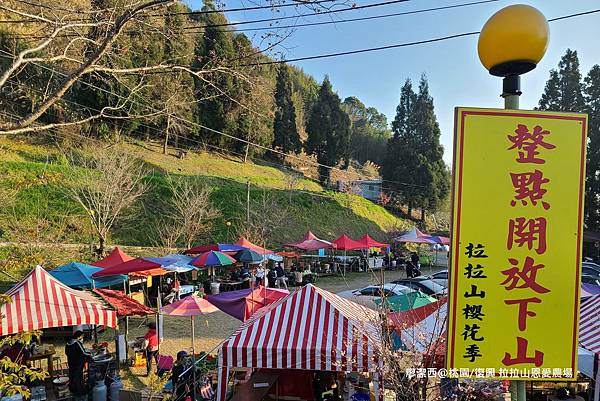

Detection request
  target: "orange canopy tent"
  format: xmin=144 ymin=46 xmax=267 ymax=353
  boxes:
xmin=235 ymin=237 xmax=273 ymax=254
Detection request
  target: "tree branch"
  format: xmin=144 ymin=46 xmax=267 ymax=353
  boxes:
xmin=0 ymin=0 xmax=176 ymax=132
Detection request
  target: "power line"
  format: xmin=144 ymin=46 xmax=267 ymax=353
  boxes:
xmin=179 ymin=0 xmax=411 ymax=29
xmin=0 ymin=0 xmax=409 ymax=25
xmin=0 ymin=72 xmax=387 ymax=187
xmin=152 ymin=0 xmax=342 ymax=16
xmin=0 ymin=8 xmax=598 ymax=185
xmin=183 ymin=0 xmax=501 ymax=33
xmin=242 ymin=7 xmax=600 ymax=65
xmin=1 ymin=0 xmax=495 ymax=39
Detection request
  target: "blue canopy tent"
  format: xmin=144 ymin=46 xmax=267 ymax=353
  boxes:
xmin=50 ymin=262 xmax=127 ymax=289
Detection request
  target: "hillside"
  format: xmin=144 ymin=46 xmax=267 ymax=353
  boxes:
xmin=0 ymin=137 xmax=409 ymax=280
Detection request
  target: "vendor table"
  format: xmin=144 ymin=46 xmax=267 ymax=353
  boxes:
xmin=30 ymin=346 xmax=56 ymax=377
xmin=179 ymin=284 xmax=197 ymax=297
xmin=230 ymin=370 xmax=280 ymax=401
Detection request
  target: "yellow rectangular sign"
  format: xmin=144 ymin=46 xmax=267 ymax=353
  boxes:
xmin=446 ymin=108 xmax=587 ymax=380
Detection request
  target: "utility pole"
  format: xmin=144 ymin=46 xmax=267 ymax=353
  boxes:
xmin=246 ymin=180 xmax=251 ymax=224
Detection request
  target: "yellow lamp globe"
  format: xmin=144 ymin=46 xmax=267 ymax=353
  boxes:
xmin=478 ymin=4 xmax=549 ymax=77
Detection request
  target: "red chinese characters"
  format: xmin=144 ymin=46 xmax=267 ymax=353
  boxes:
xmin=510 ymin=170 xmax=550 ymax=210
xmin=502 ymin=123 xmax=556 ymax=369
xmin=507 ymin=217 xmax=547 ymax=255
xmin=507 ymin=124 xmax=556 ymax=164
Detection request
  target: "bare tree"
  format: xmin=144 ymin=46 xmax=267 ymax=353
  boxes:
xmin=67 ymin=147 xmax=149 ymax=255
xmin=153 ymin=175 xmax=220 ymax=249
xmin=234 ymin=189 xmax=288 ymax=248
xmin=284 ymin=170 xmax=301 ymax=204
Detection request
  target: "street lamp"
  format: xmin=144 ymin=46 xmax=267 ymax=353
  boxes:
xmin=477 ymin=5 xmax=549 ymax=401
xmin=477 ymin=4 xmax=549 ymax=109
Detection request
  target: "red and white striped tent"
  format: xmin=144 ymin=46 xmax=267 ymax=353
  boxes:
xmin=580 ymin=294 xmax=600 ymax=354
xmin=216 ymin=284 xmax=384 ymax=401
xmin=0 ymin=266 xmax=117 ymax=336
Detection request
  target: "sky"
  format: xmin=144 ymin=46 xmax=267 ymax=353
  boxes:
xmin=185 ymin=0 xmax=600 ymax=164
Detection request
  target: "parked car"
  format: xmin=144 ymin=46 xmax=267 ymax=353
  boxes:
xmin=583 ymin=262 xmax=600 ymax=275
xmin=338 ymin=283 xmax=414 ymax=309
xmin=391 ymin=277 xmax=447 ymax=298
xmin=429 ymin=270 xmax=448 ymax=287
xmin=582 ymin=274 xmax=600 ymax=286
xmin=583 ymin=265 xmax=600 ymax=277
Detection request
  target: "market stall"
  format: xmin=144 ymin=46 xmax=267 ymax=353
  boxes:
xmin=206 ymin=286 xmax=288 ymax=321
xmin=215 ymin=284 xmax=384 ymax=401
xmin=50 ymin=262 xmax=127 ymax=289
xmin=0 ymin=266 xmax=117 ymax=336
xmin=91 ymin=246 xmax=135 ymax=268
xmin=0 ymin=266 xmax=118 ymax=399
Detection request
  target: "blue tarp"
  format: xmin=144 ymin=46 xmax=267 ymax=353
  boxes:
xmin=50 ymin=262 xmax=127 ymax=289
xmin=159 ymin=254 xmax=197 ymax=272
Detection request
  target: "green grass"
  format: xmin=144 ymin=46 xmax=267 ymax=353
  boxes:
xmin=0 ymin=138 xmax=409 ymax=274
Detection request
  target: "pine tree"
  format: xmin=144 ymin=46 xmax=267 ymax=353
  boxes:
xmin=584 ymin=65 xmax=600 ymax=230
xmin=382 ymin=79 xmax=419 ymax=216
xmin=538 ymin=70 xmax=561 ymax=111
xmin=193 ymin=0 xmax=237 ymax=146
xmin=412 ymin=76 xmax=450 ymax=220
xmin=342 ymin=97 xmax=390 ymax=165
xmin=382 ymin=76 xmax=449 ymax=219
xmin=538 ymin=49 xmax=585 ymax=112
xmin=305 ymin=77 xmax=351 ymax=184
xmin=273 ymin=64 xmax=301 ymax=156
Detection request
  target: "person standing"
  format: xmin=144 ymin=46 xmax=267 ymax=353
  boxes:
xmin=255 ymin=264 xmax=265 ymax=287
xmin=275 ymin=263 xmax=287 ymax=289
xmin=410 ymin=252 xmax=421 ymax=276
xmin=143 ymin=322 xmax=160 ymax=376
xmin=171 ymin=351 xmax=191 ymax=401
xmin=65 ymin=330 xmax=92 ymax=401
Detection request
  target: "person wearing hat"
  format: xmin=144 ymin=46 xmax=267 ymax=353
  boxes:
xmin=65 ymin=330 xmax=92 ymax=401
xmin=143 ymin=322 xmax=160 ymax=376
xmin=171 ymin=351 xmax=191 ymax=401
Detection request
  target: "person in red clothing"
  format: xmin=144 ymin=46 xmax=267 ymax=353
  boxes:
xmin=143 ymin=322 xmax=160 ymax=376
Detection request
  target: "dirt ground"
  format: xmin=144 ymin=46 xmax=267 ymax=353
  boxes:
xmin=46 ymin=265 xmax=445 ymax=390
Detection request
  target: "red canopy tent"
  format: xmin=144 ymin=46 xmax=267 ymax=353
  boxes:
xmin=92 ymin=258 xmax=169 ymax=278
xmin=216 ymin=284 xmax=384 ymax=401
xmin=355 ymin=234 xmax=389 ymax=249
xmin=235 ymin=237 xmax=273 ymax=254
xmin=91 ymin=246 xmax=134 ymax=268
xmin=0 ymin=266 xmax=117 ymax=336
xmin=93 ymin=289 xmax=155 ymax=317
xmin=332 ymin=234 xmax=363 ymax=250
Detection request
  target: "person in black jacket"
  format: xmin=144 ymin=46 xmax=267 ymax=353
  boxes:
xmin=65 ymin=331 xmax=92 ymax=401
xmin=171 ymin=351 xmax=191 ymax=401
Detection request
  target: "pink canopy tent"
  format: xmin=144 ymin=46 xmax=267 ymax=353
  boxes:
xmin=285 ymin=231 xmax=333 ymax=251
xmin=395 ymin=228 xmax=435 ymax=244
xmin=235 ymin=237 xmax=273 ymax=254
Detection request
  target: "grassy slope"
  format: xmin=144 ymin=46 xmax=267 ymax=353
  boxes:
xmin=0 ymin=138 xmax=409 ymax=279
